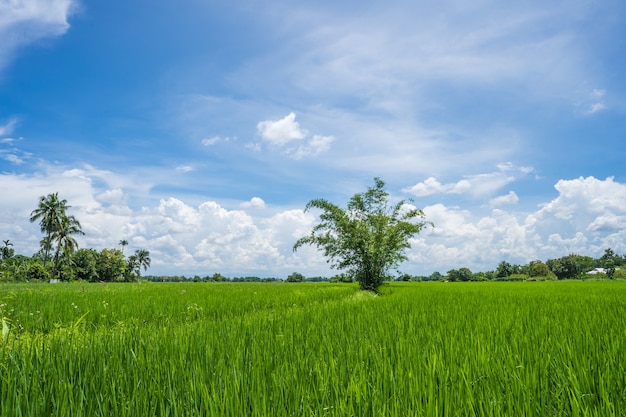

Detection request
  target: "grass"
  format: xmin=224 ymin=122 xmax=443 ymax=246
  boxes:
xmin=1 ymin=281 xmax=625 ymax=416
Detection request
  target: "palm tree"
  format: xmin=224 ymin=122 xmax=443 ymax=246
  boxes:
xmin=29 ymin=193 xmax=69 ymax=267
xmin=50 ymin=215 xmax=84 ymax=279
xmin=133 ymin=249 xmax=151 ymax=280
xmin=119 ymin=239 xmax=129 ymax=254
xmin=1 ymin=240 xmax=14 ymax=261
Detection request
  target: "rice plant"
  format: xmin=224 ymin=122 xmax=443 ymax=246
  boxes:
xmin=1 ymin=281 xmax=625 ymax=416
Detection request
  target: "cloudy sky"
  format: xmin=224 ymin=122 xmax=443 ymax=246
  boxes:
xmin=1 ymin=0 xmax=626 ymax=277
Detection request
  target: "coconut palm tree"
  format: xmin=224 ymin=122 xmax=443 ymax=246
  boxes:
xmin=51 ymin=214 xmax=84 ymax=278
xmin=29 ymin=193 xmax=69 ymax=267
xmin=119 ymin=239 xmax=129 ymax=254
xmin=133 ymin=249 xmax=151 ymax=279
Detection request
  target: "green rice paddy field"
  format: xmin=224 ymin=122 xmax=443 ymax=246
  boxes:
xmin=1 ymin=281 xmax=625 ymax=416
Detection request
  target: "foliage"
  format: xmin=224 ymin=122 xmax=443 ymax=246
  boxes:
xmin=26 ymin=262 xmax=50 ymax=282
xmin=0 ymin=240 xmax=14 ymax=261
xmin=446 ymin=267 xmax=472 ymax=282
xmin=286 ymin=272 xmax=305 ymax=282
xmin=29 ymin=193 xmax=84 ymax=279
xmin=528 ymin=260 xmax=551 ymax=277
xmin=72 ymin=249 xmax=99 ymax=281
xmin=294 ymin=178 xmax=430 ymax=292
xmin=96 ymin=249 xmax=127 ymax=282
xmin=547 ymin=254 xmax=594 ymax=280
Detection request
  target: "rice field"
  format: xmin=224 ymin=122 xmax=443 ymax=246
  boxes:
xmin=1 ymin=281 xmax=625 ymax=416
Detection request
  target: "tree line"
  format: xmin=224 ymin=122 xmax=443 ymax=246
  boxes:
xmin=392 ymin=248 xmax=625 ymax=282
xmin=0 ymin=193 xmax=150 ymax=283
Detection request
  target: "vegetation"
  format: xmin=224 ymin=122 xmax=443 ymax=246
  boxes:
xmin=1 ymin=281 xmax=625 ymax=416
xmin=1 ymin=193 xmax=150 ymax=283
xmin=294 ymin=178 xmax=431 ymax=292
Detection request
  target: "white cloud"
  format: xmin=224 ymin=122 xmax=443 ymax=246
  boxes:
xmin=403 ymin=177 xmax=470 ymax=197
xmin=0 ymin=118 xmax=18 ymax=135
xmin=404 ymin=163 xmax=531 ymax=198
xmin=257 ymin=112 xmax=307 ymax=145
xmin=255 ymin=112 xmax=334 ymax=159
xmin=176 ymin=165 xmax=193 ymax=173
xmin=240 ymin=197 xmax=266 ymax=209
xmin=201 ymin=136 xmax=233 ymax=146
xmin=0 ymin=0 xmax=76 ymax=72
xmin=489 ymin=191 xmax=519 ymax=207
xmin=581 ymin=89 xmax=608 ymax=115
xmin=290 ymin=135 xmax=335 ymax=160
xmin=3 ymin=164 xmax=626 ymax=276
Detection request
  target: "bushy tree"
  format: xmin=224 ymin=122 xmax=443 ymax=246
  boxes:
xmin=547 ymin=254 xmax=593 ymax=280
xmin=528 ymin=260 xmax=550 ymax=277
xmin=447 ymin=268 xmax=472 ymax=282
xmin=72 ymin=248 xmax=99 ymax=281
xmin=287 ymin=272 xmax=305 ymax=282
xmin=294 ymin=178 xmax=431 ymax=292
xmin=97 ymin=249 xmax=127 ymax=282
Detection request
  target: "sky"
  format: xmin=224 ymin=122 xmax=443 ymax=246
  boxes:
xmin=1 ymin=0 xmax=626 ymax=278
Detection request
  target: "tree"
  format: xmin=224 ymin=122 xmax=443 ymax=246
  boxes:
xmin=72 ymin=248 xmax=99 ymax=281
xmin=495 ymin=261 xmax=514 ymax=279
xmin=528 ymin=260 xmax=550 ymax=278
xmin=287 ymin=272 xmax=305 ymax=282
xmin=97 ymin=249 xmax=127 ymax=282
xmin=128 ymin=249 xmax=151 ymax=281
xmin=29 ymin=193 xmax=84 ymax=279
xmin=293 ymin=178 xmax=431 ymax=292
xmin=447 ymin=268 xmax=472 ymax=282
xmin=29 ymin=193 xmax=69 ymax=267
xmin=546 ymin=254 xmax=593 ymax=280
xmin=119 ymin=239 xmax=129 ymax=254
xmin=50 ymin=214 xmax=84 ymax=279
xmin=0 ymin=240 xmax=14 ymax=261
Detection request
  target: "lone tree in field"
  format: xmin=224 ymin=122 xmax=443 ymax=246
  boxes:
xmin=293 ymin=178 xmax=431 ymax=292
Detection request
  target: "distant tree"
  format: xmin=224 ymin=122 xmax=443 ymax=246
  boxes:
xmin=26 ymin=262 xmax=50 ymax=282
xmin=135 ymin=249 xmax=151 ymax=278
xmin=528 ymin=260 xmax=550 ymax=277
xmin=471 ymin=271 xmax=488 ymax=281
xmin=495 ymin=261 xmax=514 ymax=279
xmin=294 ymin=178 xmax=431 ymax=292
xmin=0 ymin=240 xmax=14 ymax=261
xmin=51 ymin=214 xmax=84 ymax=279
xmin=428 ymin=271 xmax=443 ymax=281
xmin=447 ymin=268 xmax=472 ymax=282
xmin=29 ymin=193 xmax=69 ymax=268
xmin=119 ymin=239 xmax=129 ymax=254
xmin=397 ymin=273 xmax=413 ymax=282
xmin=287 ymin=272 xmax=305 ymax=282
xmin=97 ymin=249 xmax=127 ymax=282
xmin=547 ymin=254 xmax=593 ymax=280
xmin=29 ymin=193 xmax=84 ymax=279
xmin=72 ymin=248 xmax=99 ymax=281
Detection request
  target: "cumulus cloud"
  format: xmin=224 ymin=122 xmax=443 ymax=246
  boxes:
xmin=240 ymin=197 xmax=266 ymax=209
xmin=403 ymin=177 xmax=470 ymax=197
xmin=255 ymin=112 xmax=334 ymax=159
xmin=257 ymin=112 xmax=307 ymax=145
xmin=0 ymin=0 xmax=76 ymax=72
xmin=404 ymin=163 xmax=532 ymax=198
xmin=489 ymin=191 xmax=519 ymax=207
xmin=3 ymin=164 xmax=626 ymax=276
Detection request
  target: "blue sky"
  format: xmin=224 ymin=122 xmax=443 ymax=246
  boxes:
xmin=1 ymin=0 xmax=626 ymax=277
